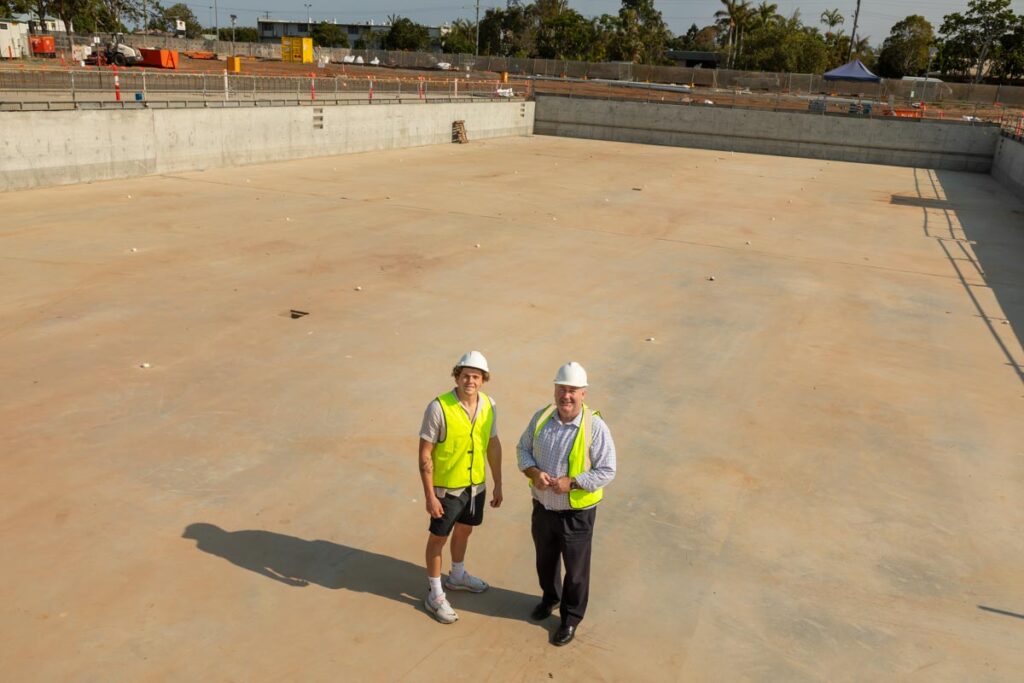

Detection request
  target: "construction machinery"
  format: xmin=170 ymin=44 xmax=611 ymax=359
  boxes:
xmin=91 ymin=34 xmax=143 ymax=66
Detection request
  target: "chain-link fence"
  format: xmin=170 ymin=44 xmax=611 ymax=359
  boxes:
xmin=41 ymin=34 xmax=1024 ymax=108
xmin=345 ymin=50 xmax=1024 ymax=108
xmin=9 ymin=31 xmax=1024 ymax=111
xmin=999 ymin=112 xmax=1024 ymax=140
xmin=0 ymin=67 xmax=526 ymax=109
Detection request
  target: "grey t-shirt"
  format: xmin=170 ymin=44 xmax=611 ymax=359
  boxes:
xmin=419 ymin=389 xmax=498 ymax=498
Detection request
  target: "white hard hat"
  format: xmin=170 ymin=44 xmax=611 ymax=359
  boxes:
xmin=553 ymin=362 xmax=588 ymax=387
xmin=455 ymin=350 xmax=489 ymax=373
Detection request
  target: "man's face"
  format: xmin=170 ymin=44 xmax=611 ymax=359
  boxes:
xmin=456 ymin=368 xmax=484 ymax=398
xmin=554 ymin=384 xmax=586 ymax=421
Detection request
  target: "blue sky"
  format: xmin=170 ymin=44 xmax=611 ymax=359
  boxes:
xmin=180 ymin=0 xmax=1024 ymax=48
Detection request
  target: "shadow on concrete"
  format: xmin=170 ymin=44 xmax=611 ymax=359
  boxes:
xmin=978 ymin=605 xmax=1024 ymax=620
xmin=182 ymin=523 xmax=542 ymax=624
xmin=905 ymin=168 xmax=1024 ymax=385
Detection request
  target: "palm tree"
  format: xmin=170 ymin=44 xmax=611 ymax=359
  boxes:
xmin=819 ymin=8 xmax=844 ymax=37
xmin=754 ymin=1 xmax=779 ymax=30
xmin=714 ymin=0 xmax=751 ymax=68
xmin=849 ymin=35 xmax=871 ymax=61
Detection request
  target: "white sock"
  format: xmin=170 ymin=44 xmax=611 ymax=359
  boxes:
xmin=450 ymin=561 xmax=466 ymax=581
xmin=428 ymin=576 xmax=444 ymax=601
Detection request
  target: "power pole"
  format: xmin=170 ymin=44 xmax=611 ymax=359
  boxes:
xmin=475 ymin=0 xmax=480 ymax=55
xmin=847 ymin=0 xmax=861 ymax=62
xmin=214 ymin=0 xmax=219 ymax=39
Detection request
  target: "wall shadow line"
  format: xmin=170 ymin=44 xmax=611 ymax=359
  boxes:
xmin=978 ymin=605 xmax=1024 ymax=621
xmin=912 ymin=168 xmax=1024 ymax=385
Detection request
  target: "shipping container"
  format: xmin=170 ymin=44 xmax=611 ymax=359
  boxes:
xmin=281 ymin=36 xmax=312 ymax=64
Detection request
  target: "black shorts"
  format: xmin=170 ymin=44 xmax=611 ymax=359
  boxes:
xmin=429 ymin=488 xmax=485 ymax=537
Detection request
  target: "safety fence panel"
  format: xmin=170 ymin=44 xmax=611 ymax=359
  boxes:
xmin=12 ymin=33 xmax=1017 ymax=107
xmin=0 ymin=67 xmax=526 ymax=106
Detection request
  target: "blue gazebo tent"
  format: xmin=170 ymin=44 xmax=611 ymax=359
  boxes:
xmin=820 ymin=60 xmax=882 ymax=115
xmin=823 ymin=60 xmax=881 ymax=83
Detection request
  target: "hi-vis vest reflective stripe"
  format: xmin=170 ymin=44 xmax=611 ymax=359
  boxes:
xmin=431 ymin=391 xmax=493 ymax=488
xmin=532 ymin=403 xmax=604 ymax=509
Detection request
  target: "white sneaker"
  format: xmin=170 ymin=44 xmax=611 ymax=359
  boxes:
xmin=424 ymin=593 xmax=459 ymax=624
xmin=444 ymin=572 xmax=489 ymax=593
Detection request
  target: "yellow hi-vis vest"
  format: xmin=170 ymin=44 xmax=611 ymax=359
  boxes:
xmin=532 ymin=403 xmax=604 ymax=509
xmin=431 ymin=390 xmax=493 ymax=488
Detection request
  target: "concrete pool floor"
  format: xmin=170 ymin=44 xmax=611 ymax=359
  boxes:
xmin=2 ymin=136 xmax=1022 ymax=681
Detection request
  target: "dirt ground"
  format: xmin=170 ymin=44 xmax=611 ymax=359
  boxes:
xmin=1 ymin=136 xmax=1022 ymax=681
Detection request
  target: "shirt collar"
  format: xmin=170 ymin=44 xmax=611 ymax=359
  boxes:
xmin=451 ymin=388 xmax=478 ymax=415
xmin=555 ymin=409 xmax=583 ymax=427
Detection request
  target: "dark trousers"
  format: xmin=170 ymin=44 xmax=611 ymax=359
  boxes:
xmin=531 ymin=499 xmax=597 ymax=628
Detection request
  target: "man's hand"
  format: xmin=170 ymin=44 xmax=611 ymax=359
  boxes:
xmin=529 ymin=468 xmax=554 ymax=490
xmin=551 ymin=476 xmax=571 ymax=494
xmin=490 ymin=484 xmax=503 ymax=508
xmin=425 ymin=495 xmax=444 ymax=519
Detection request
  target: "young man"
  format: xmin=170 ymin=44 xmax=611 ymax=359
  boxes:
xmin=418 ymin=351 xmax=503 ymax=624
xmin=517 ymin=361 xmax=617 ymax=646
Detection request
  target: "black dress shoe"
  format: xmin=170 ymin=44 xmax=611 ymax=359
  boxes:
xmin=530 ymin=601 xmax=558 ymax=621
xmin=551 ymin=624 xmax=575 ymax=646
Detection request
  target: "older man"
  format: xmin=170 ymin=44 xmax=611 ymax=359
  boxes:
xmin=517 ymin=361 xmax=617 ymax=646
xmin=418 ymin=351 xmax=503 ymax=624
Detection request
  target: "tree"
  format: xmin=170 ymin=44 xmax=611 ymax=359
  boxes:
xmin=740 ymin=9 xmax=828 ymax=73
xmin=1 ymin=0 xmax=32 ymax=18
xmin=478 ymin=4 xmax=536 ymax=57
xmin=384 ymin=16 xmax=429 ymax=51
xmin=353 ymin=28 xmax=378 ymax=50
xmin=159 ymin=2 xmax=199 ymax=37
xmin=101 ymin=0 xmax=142 ymax=30
xmin=876 ymin=15 xmax=933 ymax=78
xmin=536 ymin=8 xmax=599 ymax=60
xmin=819 ymin=8 xmax=844 ymax=36
xmin=993 ymin=18 xmax=1024 ymax=79
xmin=669 ymin=22 xmax=720 ymax=51
xmin=603 ymin=0 xmax=669 ymax=64
xmin=218 ymin=26 xmax=258 ymax=42
xmin=50 ymin=0 xmax=91 ymax=36
xmin=310 ymin=20 xmax=348 ymax=47
xmin=715 ymin=0 xmax=751 ymax=68
xmin=442 ymin=18 xmax=476 ymax=54
xmin=753 ymin=1 xmax=779 ymax=30
xmin=939 ymin=0 xmax=1017 ymax=82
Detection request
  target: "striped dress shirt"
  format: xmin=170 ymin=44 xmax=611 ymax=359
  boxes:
xmin=517 ymin=406 xmax=617 ymax=511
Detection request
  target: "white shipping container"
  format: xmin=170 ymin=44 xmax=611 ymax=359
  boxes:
xmin=0 ymin=20 xmax=29 ymax=59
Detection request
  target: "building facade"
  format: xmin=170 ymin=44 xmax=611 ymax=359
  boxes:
xmin=256 ymin=18 xmax=447 ymax=49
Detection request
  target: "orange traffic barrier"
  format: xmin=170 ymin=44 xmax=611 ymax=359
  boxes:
xmin=887 ymin=108 xmax=923 ymax=119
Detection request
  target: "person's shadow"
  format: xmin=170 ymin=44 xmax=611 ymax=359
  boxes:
xmin=182 ymin=523 xmax=541 ymax=625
